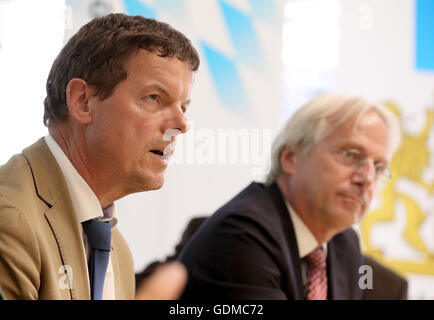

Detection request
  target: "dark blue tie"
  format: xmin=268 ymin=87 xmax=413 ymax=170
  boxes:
xmin=82 ymin=220 xmax=111 ymax=300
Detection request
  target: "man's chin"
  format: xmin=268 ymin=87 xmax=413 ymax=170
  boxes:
xmin=132 ymin=174 xmax=165 ymax=192
xmin=332 ymin=209 xmax=362 ymax=233
xmin=347 ymin=208 xmax=364 ymax=227
xmin=338 ymin=198 xmax=365 ymax=222
xmin=146 ymin=177 xmax=165 ymax=191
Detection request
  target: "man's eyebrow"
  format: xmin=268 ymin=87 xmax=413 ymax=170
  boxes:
xmin=148 ymin=85 xmax=191 ymax=105
xmin=341 ymin=143 xmax=389 ymax=164
xmin=154 ymin=85 xmax=170 ymax=98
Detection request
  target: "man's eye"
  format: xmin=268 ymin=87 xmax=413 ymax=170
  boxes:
xmin=148 ymin=94 xmax=159 ymax=102
xmin=342 ymin=150 xmax=362 ymax=162
xmin=375 ymin=163 xmax=386 ymax=174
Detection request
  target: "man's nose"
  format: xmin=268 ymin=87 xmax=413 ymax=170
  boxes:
xmin=163 ymin=106 xmax=188 ymax=135
xmin=353 ymin=159 xmax=376 ymax=188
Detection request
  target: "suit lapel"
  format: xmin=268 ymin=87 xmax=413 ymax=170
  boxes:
xmin=327 ymin=232 xmax=363 ymax=300
xmin=23 ymin=138 xmax=90 ymax=300
xmin=326 ymin=241 xmax=346 ymax=299
xmin=44 ymin=199 xmax=90 ymax=299
xmin=266 ymin=183 xmax=304 ymax=299
xmin=284 ymin=228 xmax=304 ymax=300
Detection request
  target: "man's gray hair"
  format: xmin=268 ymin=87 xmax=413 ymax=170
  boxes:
xmin=266 ymin=93 xmax=401 ymax=185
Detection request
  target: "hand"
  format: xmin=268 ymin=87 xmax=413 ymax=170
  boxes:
xmin=135 ymin=261 xmax=187 ymax=300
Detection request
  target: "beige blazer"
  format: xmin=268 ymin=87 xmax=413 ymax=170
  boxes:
xmin=0 ymin=138 xmax=135 ymax=299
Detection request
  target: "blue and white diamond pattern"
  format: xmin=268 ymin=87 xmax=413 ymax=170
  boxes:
xmin=122 ymin=0 xmax=279 ymax=114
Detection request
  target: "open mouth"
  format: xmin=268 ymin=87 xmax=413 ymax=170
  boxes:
xmin=150 ymin=142 xmax=176 ymax=161
xmin=150 ymin=150 xmax=164 ymax=158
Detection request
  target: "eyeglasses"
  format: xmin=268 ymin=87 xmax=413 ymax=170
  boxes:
xmin=320 ymin=144 xmax=391 ymax=183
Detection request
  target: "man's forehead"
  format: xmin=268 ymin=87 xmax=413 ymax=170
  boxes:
xmin=352 ymin=109 xmax=388 ymax=130
xmin=324 ymin=110 xmax=392 ymax=158
xmin=126 ymin=47 xmax=193 ymax=70
xmin=124 ymin=50 xmax=193 ymax=82
xmin=325 ymin=109 xmax=387 ymax=137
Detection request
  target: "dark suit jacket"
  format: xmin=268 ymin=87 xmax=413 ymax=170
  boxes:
xmin=179 ymin=182 xmax=364 ymax=300
xmin=362 ymin=256 xmax=408 ymax=300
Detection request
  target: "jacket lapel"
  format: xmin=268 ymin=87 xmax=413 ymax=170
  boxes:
xmin=326 ymin=241 xmax=346 ymax=299
xmin=327 ymin=232 xmax=363 ymax=300
xmin=266 ymin=183 xmax=304 ymax=299
xmin=23 ymin=138 xmax=90 ymax=300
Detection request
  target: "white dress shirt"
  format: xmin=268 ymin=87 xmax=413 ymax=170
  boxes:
xmin=45 ymin=134 xmax=117 ymax=300
xmin=285 ymin=201 xmax=327 ymax=296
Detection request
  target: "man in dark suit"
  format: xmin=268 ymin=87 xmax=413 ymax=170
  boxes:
xmin=136 ymin=216 xmax=408 ymax=299
xmin=179 ymin=93 xmax=401 ymax=300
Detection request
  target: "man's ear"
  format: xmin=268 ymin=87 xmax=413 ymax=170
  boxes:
xmin=66 ymin=78 xmax=95 ymax=125
xmin=280 ymin=146 xmax=299 ymax=175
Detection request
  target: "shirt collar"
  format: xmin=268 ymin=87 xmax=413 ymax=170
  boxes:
xmin=285 ymin=201 xmax=326 ymax=258
xmin=45 ymin=134 xmax=118 ymax=227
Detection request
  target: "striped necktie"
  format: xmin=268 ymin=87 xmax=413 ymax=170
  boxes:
xmin=305 ymin=246 xmax=328 ymax=300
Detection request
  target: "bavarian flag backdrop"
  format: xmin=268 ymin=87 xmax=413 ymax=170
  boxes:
xmin=336 ymin=0 xmax=434 ymax=299
xmin=9 ymin=0 xmax=432 ymax=299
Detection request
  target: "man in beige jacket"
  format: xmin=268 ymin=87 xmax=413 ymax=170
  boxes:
xmin=0 ymin=13 xmax=199 ymax=300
